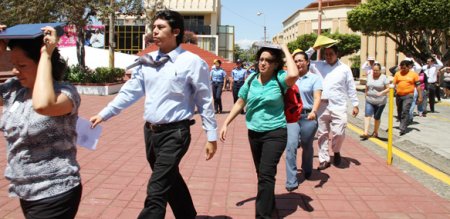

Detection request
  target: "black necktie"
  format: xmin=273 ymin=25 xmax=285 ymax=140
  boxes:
xmin=126 ymin=54 xmax=170 ymax=70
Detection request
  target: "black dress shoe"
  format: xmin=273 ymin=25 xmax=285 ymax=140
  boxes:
xmin=317 ymin=161 xmax=330 ymax=170
xmin=286 ymin=186 xmax=298 ymax=192
xmin=334 ymin=152 xmax=341 ymax=166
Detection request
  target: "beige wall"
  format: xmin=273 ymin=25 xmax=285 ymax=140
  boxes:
xmin=359 ymin=0 xmax=408 ymax=78
xmin=281 ymin=6 xmax=358 ymax=44
xmin=163 ymin=0 xmax=217 ymax=12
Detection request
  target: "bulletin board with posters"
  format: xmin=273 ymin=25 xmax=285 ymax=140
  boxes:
xmin=59 ymin=25 xmax=105 ymax=48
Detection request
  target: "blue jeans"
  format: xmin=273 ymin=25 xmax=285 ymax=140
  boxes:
xmin=285 ymin=114 xmax=318 ymax=189
xmin=410 ymin=88 xmax=427 ymax=119
xmin=365 ymin=101 xmax=385 ymax=120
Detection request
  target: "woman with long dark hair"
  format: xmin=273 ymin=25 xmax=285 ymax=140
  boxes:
xmin=220 ymin=44 xmax=298 ymax=218
xmin=0 ymin=25 xmax=82 ymax=219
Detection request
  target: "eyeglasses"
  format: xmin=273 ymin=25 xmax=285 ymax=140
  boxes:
xmin=258 ymin=58 xmax=275 ymax=64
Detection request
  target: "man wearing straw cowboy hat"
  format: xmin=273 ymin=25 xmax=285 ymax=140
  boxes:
xmin=306 ymin=35 xmax=359 ymax=170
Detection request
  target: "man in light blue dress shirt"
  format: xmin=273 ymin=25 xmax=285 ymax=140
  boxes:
xmin=90 ymin=10 xmax=217 ymax=219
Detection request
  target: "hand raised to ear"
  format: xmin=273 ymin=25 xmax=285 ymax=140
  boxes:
xmin=0 ymin=25 xmax=7 ymax=54
xmin=40 ymin=26 xmax=59 ymax=56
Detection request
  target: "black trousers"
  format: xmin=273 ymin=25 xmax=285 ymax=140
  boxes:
xmin=138 ymin=124 xmax=196 ymax=219
xmin=436 ymin=84 xmax=441 ymax=101
xmin=248 ymin=128 xmax=287 ymax=218
xmin=232 ymin=81 xmax=244 ymax=103
xmin=212 ymin=82 xmax=224 ymax=113
xmin=396 ymin=94 xmax=413 ymax=132
xmin=20 ymin=184 xmax=82 ymax=219
xmin=427 ymin=83 xmax=437 ymax=112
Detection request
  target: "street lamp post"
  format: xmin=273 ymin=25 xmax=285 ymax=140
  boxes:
xmin=317 ymin=0 xmax=323 ymax=60
xmin=257 ymin=12 xmax=266 ymax=42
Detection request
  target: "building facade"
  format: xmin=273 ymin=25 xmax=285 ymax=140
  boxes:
xmin=112 ymin=0 xmax=234 ymax=61
xmin=280 ymin=0 xmax=360 ymax=44
xmin=278 ymin=0 xmax=360 ymax=65
xmin=359 ymin=0 xmax=413 ymax=77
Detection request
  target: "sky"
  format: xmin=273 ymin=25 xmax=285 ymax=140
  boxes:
xmin=221 ymin=0 xmax=316 ymax=49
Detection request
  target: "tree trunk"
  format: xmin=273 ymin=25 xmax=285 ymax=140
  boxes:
xmin=76 ymin=26 xmax=86 ymax=68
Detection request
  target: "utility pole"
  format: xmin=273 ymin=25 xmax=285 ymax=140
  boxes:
xmin=257 ymin=12 xmax=266 ymax=42
xmin=317 ymin=0 xmax=322 ymax=60
xmin=109 ymin=0 xmax=115 ymax=68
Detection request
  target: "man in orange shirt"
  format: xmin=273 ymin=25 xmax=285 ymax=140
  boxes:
xmin=393 ymin=60 xmax=423 ymax=135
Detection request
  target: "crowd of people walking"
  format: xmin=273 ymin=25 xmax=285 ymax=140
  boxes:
xmin=1 ymin=12 xmax=449 ymax=218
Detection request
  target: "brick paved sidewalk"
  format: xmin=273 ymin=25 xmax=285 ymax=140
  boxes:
xmin=1 ymin=91 xmax=449 ymax=218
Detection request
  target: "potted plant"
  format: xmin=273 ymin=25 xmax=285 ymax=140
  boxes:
xmin=64 ymin=65 xmax=126 ymax=95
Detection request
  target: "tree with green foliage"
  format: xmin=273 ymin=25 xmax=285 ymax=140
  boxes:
xmin=287 ymin=32 xmax=361 ymax=59
xmin=234 ymin=44 xmax=258 ymax=64
xmin=347 ymin=0 xmax=450 ymax=63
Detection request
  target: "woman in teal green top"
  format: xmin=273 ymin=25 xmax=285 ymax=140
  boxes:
xmin=220 ymin=44 xmax=298 ymax=218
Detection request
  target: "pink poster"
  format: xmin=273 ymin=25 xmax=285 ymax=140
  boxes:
xmin=59 ymin=25 xmax=105 ymax=48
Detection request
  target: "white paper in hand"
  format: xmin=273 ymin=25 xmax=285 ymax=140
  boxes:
xmin=76 ymin=117 xmax=102 ymax=150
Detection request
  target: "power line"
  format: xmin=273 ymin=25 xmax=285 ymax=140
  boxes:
xmin=221 ymin=4 xmax=262 ymax=27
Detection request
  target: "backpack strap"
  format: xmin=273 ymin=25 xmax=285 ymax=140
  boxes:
xmin=274 ymin=73 xmax=285 ymax=96
xmin=245 ymin=73 xmax=258 ymax=99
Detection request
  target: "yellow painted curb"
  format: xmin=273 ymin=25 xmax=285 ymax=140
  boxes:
xmin=436 ymin=101 xmax=450 ymax=107
xmin=347 ymin=123 xmax=450 ymax=186
xmin=427 ymin=114 xmax=450 ymax=123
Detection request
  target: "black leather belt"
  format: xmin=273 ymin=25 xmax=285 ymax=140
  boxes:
xmin=145 ymin=119 xmax=195 ymax=133
xmin=301 ymin=109 xmax=312 ymax=114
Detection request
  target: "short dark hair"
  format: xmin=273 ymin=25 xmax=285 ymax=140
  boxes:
xmin=325 ymin=45 xmax=339 ymax=56
xmin=153 ymin=10 xmax=185 ymax=46
xmin=400 ymin=60 xmax=412 ymax=67
xmin=293 ymin=51 xmax=310 ymax=71
xmin=255 ymin=47 xmax=284 ymax=74
xmin=8 ymin=37 xmax=67 ymax=81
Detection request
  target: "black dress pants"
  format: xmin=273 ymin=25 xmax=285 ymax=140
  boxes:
xmin=212 ymin=82 xmax=224 ymax=113
xmin=20 ymin=184 xmax=82 ymax=219
xmin=248 ymin=128 xmax=287 ymax=218
xmin=427 ymin=83 xmax=437 ymax=112
xmin=138 ymin=124 xmax=196 ymax=219
xmin=233 ymin=81 xmax=245 ymax=113
xmin=232 ymin=81 xmax=244 ymax=103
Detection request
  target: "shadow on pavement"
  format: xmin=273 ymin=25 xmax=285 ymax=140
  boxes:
xmin=235 ymin=193 xmax=314 ymax=218
xmin=196 ymin=215 xmax=232 ymax=219
xmin=276 ymin=192 xmax=314 ymax=217
xmin=235 ymin=197 xmax=256 ymax=207
xmin=334 ymin=156 xmax=361 ymax=169
xmin=297 ymin=170 xmax=330 ymax=188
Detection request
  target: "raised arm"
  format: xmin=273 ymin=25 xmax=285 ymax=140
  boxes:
xmin=32 ymin=26 xmax=74 ymax=116
xmin=282 ymin=44 xmax=299 ymax=87
xmin=0 ymin=25 xmax=7 ymax=106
